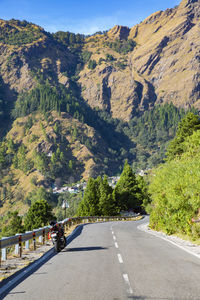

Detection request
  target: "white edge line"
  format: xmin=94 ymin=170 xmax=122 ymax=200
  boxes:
xmin=155 ymin=235 xmax=200 ymax=259
xmin=0 ymin=225 xmax=82 ymax=295
xmin=138 ymin=223 xmax=200 ymax=260
xmin=0 ymin=248 xmax=54 ymax=295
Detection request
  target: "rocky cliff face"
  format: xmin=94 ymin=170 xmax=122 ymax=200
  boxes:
xmin=78 ymin=0 xmax=200 ymax=120
xmin=0 ymin=0 xmax=200 ymax=121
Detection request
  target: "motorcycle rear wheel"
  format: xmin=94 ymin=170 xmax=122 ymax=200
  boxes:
xmin=55 ymin=241 xmax=61 ymax=252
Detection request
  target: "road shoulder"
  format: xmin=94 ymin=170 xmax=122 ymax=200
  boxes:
xmin=138 ymin=222 xmax=200 ymax=259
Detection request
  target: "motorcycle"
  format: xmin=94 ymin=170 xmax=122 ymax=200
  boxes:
xmin=50 ymin=222 xmax=66 ymax=252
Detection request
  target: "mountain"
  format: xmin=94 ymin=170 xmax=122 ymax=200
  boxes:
xmin=0 ymin=0 xmax=199 ymax=214
xmin=78 ymin=0 xmax=200 ymax=120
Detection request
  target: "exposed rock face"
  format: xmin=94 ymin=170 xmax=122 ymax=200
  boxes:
xmin=107 ymin=25 xmax=130 ymax=40
xmin=0 ymin=0 xmax=200 ymax=121
xmin=78 ymin=0 xmax=200 ymax=119
xmin=0 ymin=21 xmax=75 ymax=100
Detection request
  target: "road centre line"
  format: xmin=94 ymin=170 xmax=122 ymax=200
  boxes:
xmin=115 ymin=242 xmax=119 ymax=248
xmin=117 ymin=253 xmax=123 ymax=263
xmin=123 ymin=274 xmax=133 ymax=294
xmin=113 ymin=235 xmax=116 ymax=241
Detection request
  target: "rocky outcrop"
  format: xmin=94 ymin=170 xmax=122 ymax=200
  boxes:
xmin=107 ymin=25 xmax=130 ymax=40
xmin=1 ymin=0 xmax=200 ymax=121
xmin=78 ymin=0 xmax=200 ymax=116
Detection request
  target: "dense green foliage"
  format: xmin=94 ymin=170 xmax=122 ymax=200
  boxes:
xmin=105 ymin=39 xmax=136 ymax=54
xmin=114 ymin=161 xmax=143 ymax=211
xmin=0 ymin=211 xmax=24 ymax=238
xmin=78 ymin=162 xmax=149 ymax=216
xmin=166 ymin=112 xmax=200 ymax=161
xmin=12 ymin=83 xmax=81 ymax=119
xmin=53 ymin=31 xmax=85 ymax=48
xmin=24 ymin=199 xmax=54 ymax=230
xmin=0 ymin=20 xmax=44 ymax=45
xmin=10 ymin=86 xmax=191 ymax=178
xmin=149 ymin=113 xmax=200 ymax=239
xmin=55 ymin=192 xmax=82 ymax=220
xmin=98 ymin=176 xmax=116 ymax=215
xmin=25 ymin=187 xmax=57 ymax=207
xmin=78 ymin=177 xmax=101 ymax=216
xmin=113 ymin=103 xmax=188 ymax=170
xmin=0 ymin=76 xmax=11 ymax=134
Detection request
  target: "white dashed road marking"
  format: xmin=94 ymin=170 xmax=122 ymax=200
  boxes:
xmin=117 ymin=253 xmax=123 ymax=263
xmin=123 ymin=274 xmax=133 ymax=294
xmin=111 ymin=225 xmax=133 ymax=296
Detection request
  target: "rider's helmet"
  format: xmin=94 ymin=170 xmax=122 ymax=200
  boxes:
xmin=50 ymin=220 xmax=57 ymax=227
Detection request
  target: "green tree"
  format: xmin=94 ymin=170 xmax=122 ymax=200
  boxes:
xmin=24 ymin=199 xmax=54 ymax=230
xmin=166 ymin=112 xmax=200 ymax=161
xmin=114 ymin=161 xmax=142 ymax=211
xmin=149 ymin=130 xmax=200 ymax=237
xmin=1 ymin=211 xmax=24 ymax=237
xmin=98 ymin=176 xmax=116 ymax=216
xmin=77 ymin=177 xmax=101 ymax=216
xmin=137 ymin=175 xmax=151 ymax=213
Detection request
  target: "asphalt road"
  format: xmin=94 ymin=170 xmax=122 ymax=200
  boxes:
xmin=1 ymin=217 xmax=200 ymax=300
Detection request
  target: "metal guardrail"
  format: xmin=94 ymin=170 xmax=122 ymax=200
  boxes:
xmin=0 ymin=215 xmax=140 ymax=265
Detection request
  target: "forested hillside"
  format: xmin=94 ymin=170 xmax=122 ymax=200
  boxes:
xmin=0 ymin=0 xmax=200 ymax=217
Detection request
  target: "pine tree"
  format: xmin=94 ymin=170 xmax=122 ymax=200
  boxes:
xmin=98 ymin=176 xmax=116 ymax=216
xmin=114 ymin=161 xmax=142 ymax=211
xmin=77 ymin=177 xmax=101 ymax=216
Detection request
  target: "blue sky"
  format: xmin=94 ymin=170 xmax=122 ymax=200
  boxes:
xmin=0 ymin=0 xmax=180 ymax=34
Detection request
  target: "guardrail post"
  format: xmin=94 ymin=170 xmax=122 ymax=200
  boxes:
xmin=15 ymin=234 xmax=19 ymax=255
xmin=1 ymin=238 xmax=7 ymax=261
xmin=33 ymin=231 xmax=36 ymax=251
xmin=19 ymin=234 xmax=22 ymax=258
xmin=42 ymin=229 xmax=45 ymax=244
xmin=25 ymin=231 xmax=31 ymax=250
xmin=39 ymin=229 xmax=43 ymax=243
xmin=25 ymin=240 xmax=29 ymax=250
xmin=1 ymin=248 xmax=6 ymax=261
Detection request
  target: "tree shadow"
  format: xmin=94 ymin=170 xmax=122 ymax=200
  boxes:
xmin=0 ymin=224 xmax=85 ymax=298
xmin=128 ymin=296 xmax=182 ymax=300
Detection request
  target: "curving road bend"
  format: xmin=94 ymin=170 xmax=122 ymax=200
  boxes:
xmin=1 ymin=217 xmax=200 ymax=300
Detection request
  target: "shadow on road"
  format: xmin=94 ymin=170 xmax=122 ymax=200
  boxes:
xmin=128 ymin=296 xmax=182 ymax=299
xmin=0 ymin=249 xmax=56 ymax=298
xmin=0 ymin=225 xmax=85 ymax=298
xmin=63 ymin=246 xmax=107 ymax=252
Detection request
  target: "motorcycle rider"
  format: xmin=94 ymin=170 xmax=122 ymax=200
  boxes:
xmin=50 ymin=220 xmax=66 ymax=245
